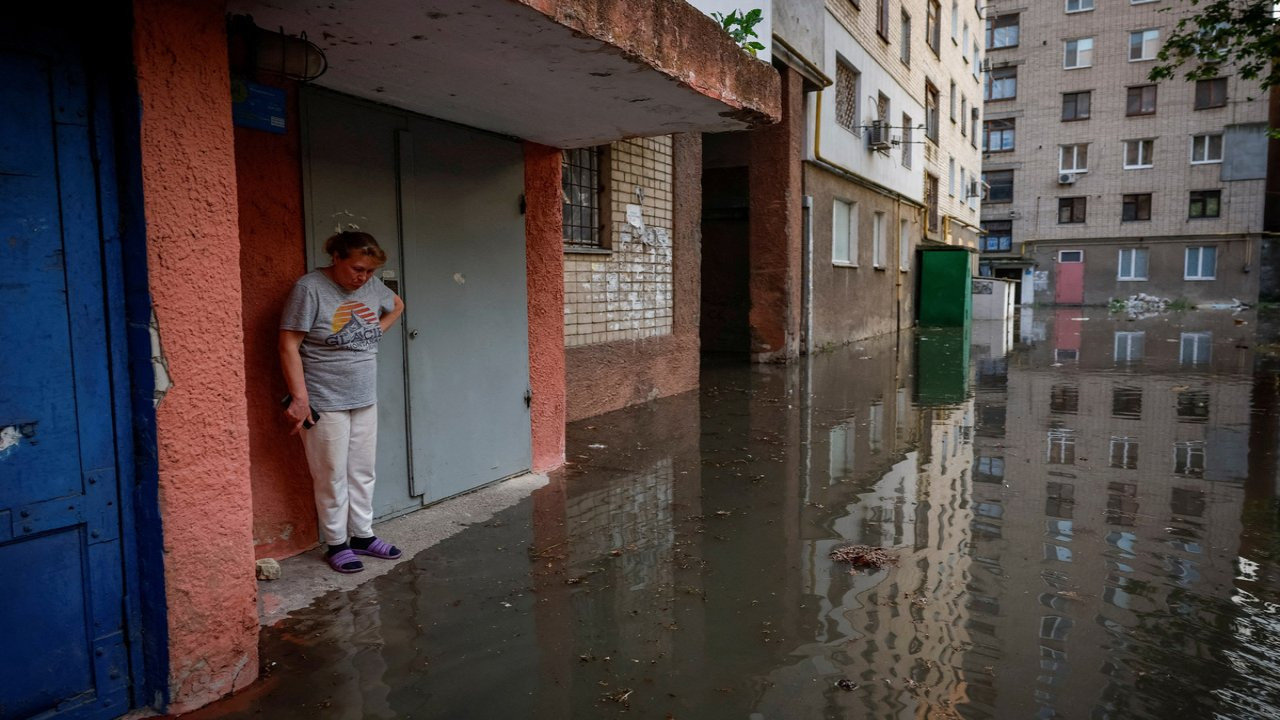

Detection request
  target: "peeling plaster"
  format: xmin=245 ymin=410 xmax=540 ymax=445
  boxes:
xmin=0 ymin=422 xmax=38 ymax=461
xmin=149 ymin=307 xmax=173 ymax=407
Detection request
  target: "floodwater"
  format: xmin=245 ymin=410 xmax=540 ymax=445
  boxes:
xmin=185 ymin=308 xmax=1280 ymax=720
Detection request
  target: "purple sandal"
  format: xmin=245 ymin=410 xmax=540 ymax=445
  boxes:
xmin=326 ymin=548 xmax=364 ymax=574
xmin=351 ymin=537 xmax=402 ymax=560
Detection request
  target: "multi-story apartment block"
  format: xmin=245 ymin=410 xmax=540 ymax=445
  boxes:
xmin=979 ymin=0 xmax=1268 ymax=307
xmin=804 ymin=0 xmax=983 ymax=344
xmin=966 ymin=312 xmax=1254 ymax=716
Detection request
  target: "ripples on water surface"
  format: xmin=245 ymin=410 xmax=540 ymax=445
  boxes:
xmin=188 ymin=309 xmax=1280 ymax=720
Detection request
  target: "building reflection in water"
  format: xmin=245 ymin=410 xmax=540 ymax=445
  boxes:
xmin=185 ymin=309 xmax=1280 ymax=720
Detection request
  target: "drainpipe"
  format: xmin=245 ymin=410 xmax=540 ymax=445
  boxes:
xmin=895 ymin=197 xmax=904 ymax=331
xmin=802 ymin=194 xmax=814 ymax=354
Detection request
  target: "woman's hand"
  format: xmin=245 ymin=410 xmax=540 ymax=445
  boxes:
xmin=279 ymin=330 xmax=312 ymax=434
xmin=380 ymin=293 xmax=405 ymax=332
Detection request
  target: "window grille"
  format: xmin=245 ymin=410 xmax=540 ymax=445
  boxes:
xmin=562 ymin=147 xmax=602 ymax=250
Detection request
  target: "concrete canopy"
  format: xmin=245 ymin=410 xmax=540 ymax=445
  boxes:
xmin=226 ymin=0 xmax=781 ymax=148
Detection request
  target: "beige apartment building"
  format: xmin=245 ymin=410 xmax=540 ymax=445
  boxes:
xmin=979 ymin=0 xmax=1268 ymax=307
xmin=966 ymin=312 xmax=1254 ymax=716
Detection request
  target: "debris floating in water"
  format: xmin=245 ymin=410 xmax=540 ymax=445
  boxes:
xmin=829 ymin=545 xmax=899 ymax=572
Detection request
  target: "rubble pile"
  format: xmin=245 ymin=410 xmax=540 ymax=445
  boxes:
xmin=1113 ymin=293 xmax=1172 ymax=317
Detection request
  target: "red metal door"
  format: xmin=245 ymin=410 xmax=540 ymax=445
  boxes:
xmin=1055 ymin=251 xmax=1085 ymax=304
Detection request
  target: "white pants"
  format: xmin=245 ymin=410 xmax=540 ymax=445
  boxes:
xmin=301 ymin=404 xmax=378 ymax=547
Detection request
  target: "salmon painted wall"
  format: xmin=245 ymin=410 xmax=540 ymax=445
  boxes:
xmin=748 ymin=66 xmax=803 ymax=362
xmin=232 ymin=79 xmax=317 ymax=559
xmin=525 ymin=143 xmax=567 ymax=471
xmin=132 ymin=0 xmax=258 ymax=710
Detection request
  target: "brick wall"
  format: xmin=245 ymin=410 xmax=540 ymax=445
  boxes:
xmin=564 ymin=136 xmax=675 ymax=346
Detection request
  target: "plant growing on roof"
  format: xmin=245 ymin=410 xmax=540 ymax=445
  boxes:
xmin=712 ymin=8 xmax=766 ymax=57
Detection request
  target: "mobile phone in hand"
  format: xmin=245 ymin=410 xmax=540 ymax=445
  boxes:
xmin=280 ymin=394 xmax=320 ymax=429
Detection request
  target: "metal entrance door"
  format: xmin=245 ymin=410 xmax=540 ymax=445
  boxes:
xmin=302 ymin=89 xmax=532 ymax=512
xmin=400 ymin=119 xmax=532 ymax=502
xmin=301 ymin=89 xmax=414 ymax=520
xmin=0 ymin=30 xmax=134 ymax=720
xmin=1055 ymin=250 xmax=1085 ymax=304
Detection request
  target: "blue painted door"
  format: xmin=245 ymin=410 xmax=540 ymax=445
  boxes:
xmin=0 ymin=30 xmax=134 ymax=720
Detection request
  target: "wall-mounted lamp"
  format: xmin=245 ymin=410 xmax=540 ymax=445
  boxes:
xmin=228 ymin=14 xmax=327 ymax=82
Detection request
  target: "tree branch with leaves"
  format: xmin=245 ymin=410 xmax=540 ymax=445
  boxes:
xmin=712 ymin=8 xmax=766 ymax=57
xmin=1148 ymin=0 xmax=1280 ymax=95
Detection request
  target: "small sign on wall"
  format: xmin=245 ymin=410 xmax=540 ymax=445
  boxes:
xmin=231 ymin=79 xmax=286 ymax=134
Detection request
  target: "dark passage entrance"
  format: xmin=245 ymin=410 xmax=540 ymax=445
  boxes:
xmin=700 ymin=132 xmax=751 ymax=357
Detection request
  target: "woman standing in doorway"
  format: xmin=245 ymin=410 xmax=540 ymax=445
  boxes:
xmin=279 ymin=231 xmax=406 ymax=573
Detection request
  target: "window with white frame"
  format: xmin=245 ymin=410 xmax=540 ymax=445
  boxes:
xmin=1185 ymin=246 xmax=1217 ymax=279
xmin=1123 ymin=139 xmax=1154 ymax=169
xmin=1129 ymin=29 xmax=1159 ymax=61
xmin=962 ymin=21 xmax=969 ymax=57
xmin=872 ymin=212 xmax=887 ymax=268
xmin=833 ymin=199 xmax=858 ymax=265
xmin=1191 ymin=133 xmax=1223 ymax=163
xmin=1064 ymin=38 xmax=1093 ymax=69
xmin=951 ymin=0 xmax=959 ymax=41
xmin=899 ymin=218 xmax=911 ymax=270
xmin=949 ymin=157 xmax=956 ymax=196
xmin=1047 ymin=428 xmax=1076 ymax=464
xmin=1173 ymin=441 xmax=1205 ymax=477
xmin=835 ymin=61 xmax=860 ymax=133
xmin=1110 ymin=437 xmax=1139 ymax=470
xmin=971 ymin=108 xmax=980 ymax=147
xmin=1066 ymin=0 xmax=1093 ymax=12
xmin=1117 ymin=248 xmax=1148 ymax=280
xmin=950 ymin=80 xmax=957 ymax=120
xmin=973 ymin=41 xmax=981 ymax=78
xmin=1180 ymin=332 xmax=1212 ymax=365
xmin=961 ymin=96 xmax=968 ymax=135
xmin=1059 ymin=143 xmax=1089 ymax=173
xmin=1114 ymin=331 xmax=1145 ymax=363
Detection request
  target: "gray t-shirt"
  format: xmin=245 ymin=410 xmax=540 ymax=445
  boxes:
xmin=280 ymin=269 xmax=396 ymax=411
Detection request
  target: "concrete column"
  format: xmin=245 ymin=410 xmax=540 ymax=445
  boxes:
xmin=132 ymin=0 xmax=258 ymax=710
xmin=748 ymin=65 xmax=804 ymax=363
xmin=525 ymin=142 xmax=567 ymax=471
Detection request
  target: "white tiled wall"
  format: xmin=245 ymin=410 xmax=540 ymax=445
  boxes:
xmin=565 ymin=135 xmax=675 ymax=346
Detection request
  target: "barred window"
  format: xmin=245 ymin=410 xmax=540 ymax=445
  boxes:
xmin=836 ymin=61 xmax=860 ymax=132
xmin=562 ymin=147 xmax=604 ymax=250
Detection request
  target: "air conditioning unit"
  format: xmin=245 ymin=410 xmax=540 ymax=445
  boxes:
xmin=868 ymin=120 xmax=892 ymax=151
xmin=1057 ymin=172 xmax=1077 ymax=185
